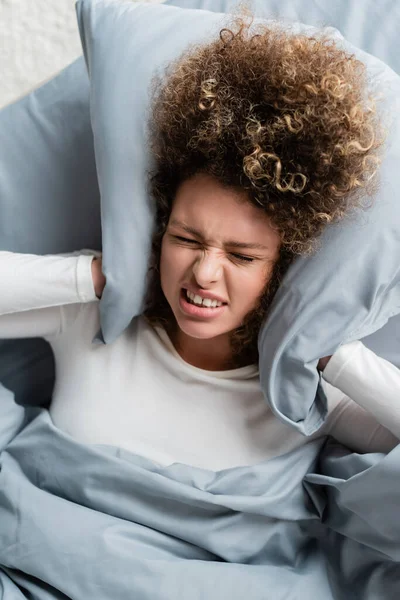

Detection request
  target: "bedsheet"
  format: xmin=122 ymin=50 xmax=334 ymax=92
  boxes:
xmin=0 ymin=386 xmax=399 ymax=599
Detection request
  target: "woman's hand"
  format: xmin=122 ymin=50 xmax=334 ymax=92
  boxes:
xmin=91 ymin=256 xmax=106 ymax=299
xmin=317 ymin=355 xmax=332 ymax=372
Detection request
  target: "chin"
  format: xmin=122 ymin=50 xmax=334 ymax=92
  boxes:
xmin=180 ymin=325 xmax=225 ymax=340
xmin=174 ymin=312 xmax=236 ymax=341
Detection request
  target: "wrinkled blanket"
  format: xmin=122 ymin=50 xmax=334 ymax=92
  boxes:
xmin=0 ymin=386 xmax=399 ymax=600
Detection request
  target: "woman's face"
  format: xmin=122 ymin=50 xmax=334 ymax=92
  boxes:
xmin=160 ymin=173 xmax=281 ymax=350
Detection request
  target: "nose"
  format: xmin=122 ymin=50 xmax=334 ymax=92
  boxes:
xmin=192 ymin=250 xmax=223 ymax=286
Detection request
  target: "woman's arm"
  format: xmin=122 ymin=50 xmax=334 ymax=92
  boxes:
xmin=0 ymin=250 xmax=102 ymax=339
xmin=321 ymin=341 xmax=400 ymax=453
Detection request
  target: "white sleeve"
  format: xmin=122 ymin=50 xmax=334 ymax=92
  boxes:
xmin=320 ymin=340 xmax=400 ymax=453
xmin=0 ymin=250 xmax=100 ymax=340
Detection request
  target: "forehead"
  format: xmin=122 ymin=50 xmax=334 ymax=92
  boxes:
xmin=170 ymin=174 xmax=281 ymax=250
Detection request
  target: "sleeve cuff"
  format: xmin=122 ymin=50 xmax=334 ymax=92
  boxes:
xmin=75 ymin=254 xmax=99 ymax=302
xmin=322 ymin=340 xmax=364 ymax=387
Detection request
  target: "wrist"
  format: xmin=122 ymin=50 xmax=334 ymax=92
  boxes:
xmin=91 ymin=257 xmax=106 ymax=299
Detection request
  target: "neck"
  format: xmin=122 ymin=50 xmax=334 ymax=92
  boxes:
xmin=168 ymin=325 xmax=242 ymax=371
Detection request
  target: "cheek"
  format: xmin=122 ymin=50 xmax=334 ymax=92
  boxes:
xmin=234 ymin=267 xmax=270 ymax=306
xmin=161 ymin=243 xmax=179 ymax=272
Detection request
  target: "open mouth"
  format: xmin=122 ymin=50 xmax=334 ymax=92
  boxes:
xmin=180 ymin=288 xmax=227 ymax=309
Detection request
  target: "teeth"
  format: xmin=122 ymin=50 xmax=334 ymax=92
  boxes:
xmin=186 ymin=289 xmax=223 ymax=308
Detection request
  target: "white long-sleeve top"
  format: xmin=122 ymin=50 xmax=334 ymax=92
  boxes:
xmin=0 ymin=250 xmax=399 ymax=471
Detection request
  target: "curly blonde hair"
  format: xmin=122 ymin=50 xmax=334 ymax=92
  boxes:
xmin=143 ymin=10 xmax=383 ymax=368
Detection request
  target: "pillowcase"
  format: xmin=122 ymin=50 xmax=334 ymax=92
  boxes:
xmin=76 ymin=0 xmax=400 ymax=435
xmin=0 ymin=58 xmax=101 ymax=406
xmin=165 ymin=0 xmax=400 ymax=76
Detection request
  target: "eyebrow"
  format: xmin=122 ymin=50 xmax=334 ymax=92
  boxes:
xmin=169 ymin=219 xmax=269 ymax=251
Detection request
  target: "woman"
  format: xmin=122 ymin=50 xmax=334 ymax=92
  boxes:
xmin=0 ymin=14 xmax=399 ymax=470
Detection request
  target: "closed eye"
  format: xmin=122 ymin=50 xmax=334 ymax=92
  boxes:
xmin=232 ymin=254 xmax=254 ymax=263
xmin=175 ymin=236 xmax=197 ymax=244
xmin=173 ymin=236 xmax=255 ymax=263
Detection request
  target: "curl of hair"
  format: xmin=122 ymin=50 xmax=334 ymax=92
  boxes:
xmin=143 ymin=10 xmax=384 ymax=368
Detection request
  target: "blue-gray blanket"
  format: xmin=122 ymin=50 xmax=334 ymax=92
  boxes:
xmin=0 ymin=386 xmax=399 ymax=600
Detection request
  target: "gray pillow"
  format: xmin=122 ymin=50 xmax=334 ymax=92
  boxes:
xmin=165 ymin=0 xmax=400 ymax=430
xmin=0 ymin=58 xmax=101 ymax=406
xmin=166 ymin=0 xmax=400 ymax=413
xmin=76 ymin=0 xmax=400 ymax=436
